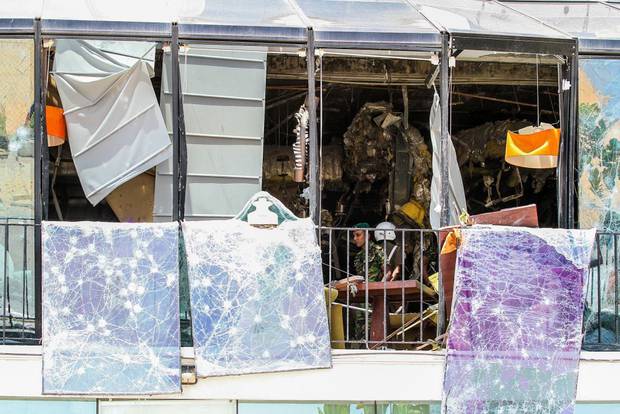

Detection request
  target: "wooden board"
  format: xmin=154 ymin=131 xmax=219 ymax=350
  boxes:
xmin=105 ymin=172 xmax=155 ymax=223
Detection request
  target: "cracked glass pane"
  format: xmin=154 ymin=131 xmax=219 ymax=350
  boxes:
xmin=443 ymin=226 xmax=595 ymax=414
xmin=578 ymin=60 xmax=620 ymax=340
xmin=42 ymin=221 xmax=181 ymax=394
xmin=183 ymin=217 xmax=331 ymax=376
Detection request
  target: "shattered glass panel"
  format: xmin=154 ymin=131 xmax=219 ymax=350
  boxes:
xmin=443 ymin=226 xmax=595 ymax=414
xmin=183 ymin=218 xmax=331 ymax=376
xmin=578 ymin=59 xmax=620 ymax=343
xmin=579 ymin=59 xmax=620 ymax=232
xmin=42 ymin=221 xmax=181 ymax=395
xmin=0 ymin=39 xmax=34 ymax=219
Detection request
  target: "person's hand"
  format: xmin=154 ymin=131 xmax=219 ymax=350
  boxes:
xmin=391 ymin=266 xmax=401 ymax=281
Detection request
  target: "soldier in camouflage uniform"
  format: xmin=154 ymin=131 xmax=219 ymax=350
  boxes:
xmin=352 ymin=233 xmax=386 ymax=282
xmin=350 ymin=223 xmax=387 ymax=345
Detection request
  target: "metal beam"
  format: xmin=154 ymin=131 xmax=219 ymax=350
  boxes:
xmin=171 ymin=23 xmax=180 ymax=222
xmin=437 ymin=32 xmax=451 ymax=339
xmin=33 ymin=18 xmax=42 ymax=342
xmin=567 ymin=48 xmax=579 ymax=229
xmin=452 ymin=33 xmax=576 ymax=56
xmin=307 ymin=29 xmax=320 ymax=224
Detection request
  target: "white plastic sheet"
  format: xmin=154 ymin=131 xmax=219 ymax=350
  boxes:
xmin=430 ymin=91 xmax=467 ymax=228
xmin=54 ymin=40 xmax=170 ymax=206
xmin=54 ymin=40 xmax=156 ymax=76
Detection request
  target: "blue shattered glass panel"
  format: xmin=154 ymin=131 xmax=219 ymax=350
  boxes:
xmin=42 ymin=221 xmax=181 ymax=395
xmin=443 ymin=226 xmax=595 ymax=414
xmin=578 ymin=59 xmax=620 ymax=344
xmin=579 ymin=59 xmax=620 ymax=233
xmin=183 ymin=218 xmax=331 ymax=376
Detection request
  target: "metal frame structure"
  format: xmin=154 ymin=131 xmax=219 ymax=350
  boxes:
xmin=0 ymin=0 xmax=600 ymax=344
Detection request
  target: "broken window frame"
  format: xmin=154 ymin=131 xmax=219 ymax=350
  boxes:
xmin=0 ymin=2 xmax=585 ymax=346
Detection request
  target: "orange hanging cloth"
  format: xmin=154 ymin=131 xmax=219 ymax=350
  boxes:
xmin=45 ymin=105 xmax=67 ymax=147
xmin=505 ymin=127 xmax=560 ymax=169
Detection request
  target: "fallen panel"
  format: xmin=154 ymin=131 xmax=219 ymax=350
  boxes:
xmin=183 ymin=218 xmax=331 ymax=376
xmin=42 ymin=221 xmax=180 ymax=395
xmin=153 ymin=45 xmax=266 ymax=221
xmin=443 ymin=226 xmax=595 ymax=414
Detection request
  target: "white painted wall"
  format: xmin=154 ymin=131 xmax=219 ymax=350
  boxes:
xmin=0 ymin=347 xmax=619 ymax=402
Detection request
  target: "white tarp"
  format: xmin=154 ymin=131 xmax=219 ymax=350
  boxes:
xmin=429 ymin=91 xmax=467 ymax=228
xmin=54 ymin=40 xmax=170 ymax=206
xmin=54 ymin=39 xmax=156 ymax=76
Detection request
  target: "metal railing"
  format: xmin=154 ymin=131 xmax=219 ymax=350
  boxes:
xmin=319 ymin=226 xmax=442 ymax=350
xmin=0 ymin=218 xmax=37 ymax=345
xmin=583 ymin=232 xmax=620 ymax=351
xmin=0 ymin=223 xmax=616 ymax=352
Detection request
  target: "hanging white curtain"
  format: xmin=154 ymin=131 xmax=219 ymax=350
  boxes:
xmin=53 ymin=40 xmax=170 ymax=206
xmin=429 ymin=91 xmax=467 ymax=228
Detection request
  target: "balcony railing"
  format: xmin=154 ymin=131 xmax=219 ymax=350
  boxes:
xmin=0 ymin=218 xmax=36 ymax=345
xmin=583 ymin=232 xmax=620 ymax=351
xmin=319 ymin=226 xmax=441 ymax=350
xmin=0 ymin=221 xmax=617 ymax=352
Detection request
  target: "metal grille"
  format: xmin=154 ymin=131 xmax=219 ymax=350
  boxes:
xmin=0 ymin=219 xmax=36 ymax=344
xmin=583 ymin=232 xmax=620 ymax=351
xmin=0 ymin=224 xmax=615 ymax=351
xmin=320 ymin=226 xmax=441 ymax=350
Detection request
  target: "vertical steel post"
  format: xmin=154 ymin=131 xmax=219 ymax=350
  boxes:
xmin=41 ymin=42 xmax=49 ymax=221
xmin=178 ymin=66 xmax=187 ymax=222
xmin=567 ymin=48 xmax=579 ymax=229
xmin=171 ymin=23 xmax=180 ymax=222
xmin=34 ymin=18 xmax=43 ymax=341
xmin=558 ymin=61 xmax=566 ymax=228
xmin=437 ymin=33 xmax=450 ymax=337
xmin=306 ymin=29 xmax=319 ymax=224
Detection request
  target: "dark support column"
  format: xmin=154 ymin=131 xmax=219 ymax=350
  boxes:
xmin=34 ymin=18 xmax=43 ymax=341
xmin=558 ymin=62 xmax=566 ymax=229
xmin=567 ymin=49 xmax=579 ymax=229
xmin=178 ymin=62 xmax=187 ymax=221
xmin=171 ymin=23 xmax=180 ymax=222
xmin=558 ymin=45 xmax=578 ymax=230
xmin=41 ymin=43 xmax=49 ymax=221
xmin=437 ymin=32 xmax=451 ymax=337
xmin=307 ymin=29 xmax=319 ymax=225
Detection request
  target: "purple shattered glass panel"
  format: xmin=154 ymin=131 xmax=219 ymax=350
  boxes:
xmin=42 ymin=221 xmax=181 ymax=395
xmin=443 ymin=226 xmax=595 ymax=414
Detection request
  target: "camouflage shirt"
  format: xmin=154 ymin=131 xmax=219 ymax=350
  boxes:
xmin=354 ymin=242 xmax=386 ymax=282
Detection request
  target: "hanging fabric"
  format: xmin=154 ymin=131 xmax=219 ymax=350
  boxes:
xmin=183 ymin=191 xmax=331 ymax=377
xmin=53 ymin=39 xmax=170 ymax=206
xmin=53 ymin=39 xmax=156 ymax=76
xmin=42 ymin=221 xmax=181 ymax=395
xmin=429 ymin=90 xmax=467 ymax=228
xmin=442 ymin=226 xmax=595 ymax=414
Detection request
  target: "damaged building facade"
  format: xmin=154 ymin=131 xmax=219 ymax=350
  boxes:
xmin=0 ymin=0 xmax=620 ymax=412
